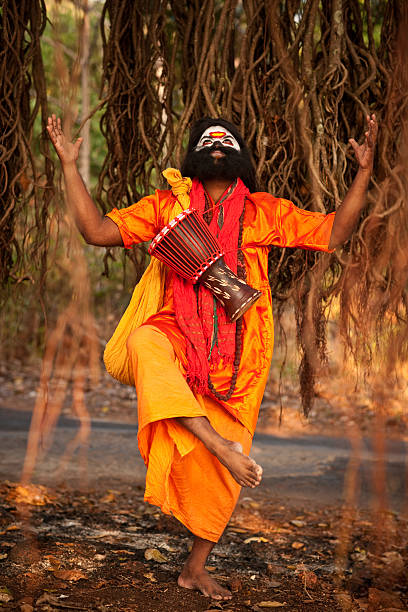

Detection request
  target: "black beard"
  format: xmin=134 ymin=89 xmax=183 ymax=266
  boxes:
xmin=181 ymin=144 xmax=244 ymax=184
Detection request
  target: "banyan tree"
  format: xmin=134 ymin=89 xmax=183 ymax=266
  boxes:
xmin=1 ymin=0 xmax=407 ymax=414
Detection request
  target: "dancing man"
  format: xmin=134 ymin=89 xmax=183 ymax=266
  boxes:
xmin=47 ymin=113 xmax=377 ymax=600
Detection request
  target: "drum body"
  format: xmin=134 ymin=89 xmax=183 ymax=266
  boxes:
xmin=148 ymin=208 xmax=223 ymax=282
xmin=148 ymin=208 xmax=261 ymax=322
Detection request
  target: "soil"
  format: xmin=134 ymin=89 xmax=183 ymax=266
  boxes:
xmin=1 ymin=481 xmax=408 ymax=612
xmin=1 ymin=359 xmax=408 ymax=611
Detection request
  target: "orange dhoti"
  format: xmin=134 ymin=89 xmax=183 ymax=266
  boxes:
xmin=127 ymin=324 xmax=252 ymax=542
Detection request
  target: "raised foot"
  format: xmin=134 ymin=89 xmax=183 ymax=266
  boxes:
xmin=178 ymin=567 xmax=232 ymax=600
xmin=215 ymin=440 xmax=263 ymax=488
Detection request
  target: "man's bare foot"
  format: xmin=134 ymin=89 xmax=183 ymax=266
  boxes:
xmin=178 ymin=565 xmax=232 ymax=600
xmin=214 ymin=440 xmax=263 ymax=488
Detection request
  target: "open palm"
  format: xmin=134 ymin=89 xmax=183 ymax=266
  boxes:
xmin=349 ymin=113 xmax=378 ymax=171
xmin=47 ymin=114 xmax=83 ymax=165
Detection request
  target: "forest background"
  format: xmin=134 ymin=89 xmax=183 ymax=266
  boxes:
xmin=0 ymin=0 xmax=407 ymax=427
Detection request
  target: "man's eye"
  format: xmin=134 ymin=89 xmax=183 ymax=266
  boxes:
xmin=202 ymin=139 xmax=212 ymax=145
xmin=223 ymin=139 xmax=233 ymax=146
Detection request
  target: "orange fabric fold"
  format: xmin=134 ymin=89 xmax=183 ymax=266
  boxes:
xmin=127 ymin=324 xmax=251 ymax=542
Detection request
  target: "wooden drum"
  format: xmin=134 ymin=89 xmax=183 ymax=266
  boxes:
xmin=148 ymin=208 xmax=261 ymax=322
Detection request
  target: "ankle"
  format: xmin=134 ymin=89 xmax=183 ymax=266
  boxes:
xmin=183 ymin=558 xmax=206 ymax=575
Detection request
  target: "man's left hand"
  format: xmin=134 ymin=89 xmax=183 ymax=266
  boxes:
xmin=348 ymin=113 xmax=378 ymax=171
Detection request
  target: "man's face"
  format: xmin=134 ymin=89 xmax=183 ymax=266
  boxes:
xmin=194 ymin=126 xmax=241 ymax=152
xmin=184 ymin=125 xmax=243 ymax=184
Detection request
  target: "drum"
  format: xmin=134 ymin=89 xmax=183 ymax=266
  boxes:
xmin=148 ymin=208 xmax=261 ymax=322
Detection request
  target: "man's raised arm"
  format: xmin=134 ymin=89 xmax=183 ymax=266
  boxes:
xmin=328 ymin=114 xmax=378 ymax=250
xmin=47 ymin=114 xmax=123 ymax=247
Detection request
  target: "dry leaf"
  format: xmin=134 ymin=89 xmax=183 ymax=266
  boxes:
xmin=244 ymin=537 xmax=269 ymax=544
xmin=143 ymin=572 xmax=157 ymax=582
xmin=36 ymin=593 xmax=60 ymax=606
xmin=0 ymin=553 xmax=8 ymax=560
xmin=205 ymin=566 xmax=216 ymax=572
xmin=144 ymin=548 xmax=168 ymax=563
xmin=53 ymin=569 xmax=88 ymax=582
xmin=112 ymin=549 xmax=134 ymax=555
xmin=99 ymin=492 xmax=116 ymax=503
xmin=301 ymin=570 xmax=318 ymax=589
xmin=0 ymin=592 xmax=13 ymax=603
xmin=228 ymin=527 xmax=248 ymax=533
xmin=291 ymin=541 xmax=305 ymax=549
xmin=257 ymin=602 xmax=286 ymax=608
xmin=290 ymin=520 xmax=306 ymax=528
xmin=8 ymin=484 xmax=53 ymax=506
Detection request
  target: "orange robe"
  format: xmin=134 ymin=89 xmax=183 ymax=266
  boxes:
xmin=107 ymin=190 xmax=334 ymax=541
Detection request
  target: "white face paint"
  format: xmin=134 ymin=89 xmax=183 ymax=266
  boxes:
xmin=194 ymin=125 xmax=241 ymax=152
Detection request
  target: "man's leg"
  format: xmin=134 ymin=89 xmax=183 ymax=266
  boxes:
xmin=176 ymin=416 xmax=262 ymax=488
xmin=178 ymin=536 xmax=231 ymax=600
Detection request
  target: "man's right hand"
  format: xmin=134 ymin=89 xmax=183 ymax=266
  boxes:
xmin=47 ymin=114 xmax=83 ymax=166
xmin=45 ymin=114 xmax=123 ymax=247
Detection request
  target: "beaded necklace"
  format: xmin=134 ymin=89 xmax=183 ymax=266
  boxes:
xmin=203 ymin=192 xmax=246 ymax=402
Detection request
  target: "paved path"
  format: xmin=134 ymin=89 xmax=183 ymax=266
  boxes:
xmin=0 ymin=407 xmax=406 ymax=510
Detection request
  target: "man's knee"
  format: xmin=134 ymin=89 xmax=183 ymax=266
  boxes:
xmin=126 ymin=324 xmax=174 ymax=361
xmin=126 ymin=325 xmax=158 ymax=357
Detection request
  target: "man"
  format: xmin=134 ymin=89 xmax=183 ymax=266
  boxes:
xmin=47 ymin=113 xmax=377 ymax=600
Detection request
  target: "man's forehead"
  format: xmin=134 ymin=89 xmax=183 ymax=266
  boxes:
xmin=199 ymin=125 xmax=235 ymax=140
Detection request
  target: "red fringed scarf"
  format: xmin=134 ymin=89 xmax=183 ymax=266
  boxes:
xmin=173 ymin=177 xmax=249 ymax=395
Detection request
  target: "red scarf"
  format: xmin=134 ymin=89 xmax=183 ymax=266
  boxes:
xmin=173 ymin=177 xmax=249 ymax=395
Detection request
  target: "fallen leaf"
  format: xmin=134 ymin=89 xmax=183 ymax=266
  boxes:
xmin=0 ymin=553 xmax=8 ymax=560
xmin=36 ymin=593 xmax=60 ymax=606
xmin=6 ymin=525 xmax=20 ymax=531
xmin=8 ymin=484 xmax=53 ymax=506
xmin=266 ymin=579 xmax=281 ymax=588
xmin=291 ymin=541 xmax=305 ymax=549
xmin=244 ymin=536 xmax=269 ymax=544
xmin=144 ymin=548 xmax=168 ymax=563
xmin=205 ymin=566 xmax=216 ymax=572
xmin=99 ymin=492 xmax=116 ymax=503
xmin=368 ymin=588 xmax=404 ymax=610
xmin=301 ymin=570 xmax=318 ymax=589
xmin=334 ymin=592 xmax=353 ymax=610
xmin=112 ymin=549 xmax=134 ymax=555
xmin=290 ymin=520 xmax=306 ymax=528
xmin=228 ymin=527 xmax=248 ymax=533
xmin=0 ymin=592 xmax=13 ymax=603
xmin=53 ymin=569 xmax=88 ymax=582
xmin=143 ymin=572 xmax=157 ymax=582
xmin=44 ymin=555 xmax=61 ymax=570
xmin=228 ymin=577 xmax=242 ymax=591
xmin=257 ymin=602 xmax=286 ymax=608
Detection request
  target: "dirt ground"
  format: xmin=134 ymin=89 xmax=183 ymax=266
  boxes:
xmin=1 ymin=480 xmax=408 ymax=612
xmin=1 ymin=359 xmax=408 ymax=611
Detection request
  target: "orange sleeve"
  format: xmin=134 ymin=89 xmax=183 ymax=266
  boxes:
xmin=105 ymin=190 xmax=162 ymax=248
xmin=248 ymin=193 xmax=335 ymax=253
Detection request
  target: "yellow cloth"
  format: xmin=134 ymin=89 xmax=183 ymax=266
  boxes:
xmin=103 ymin=169 xmax=191 ymax=386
